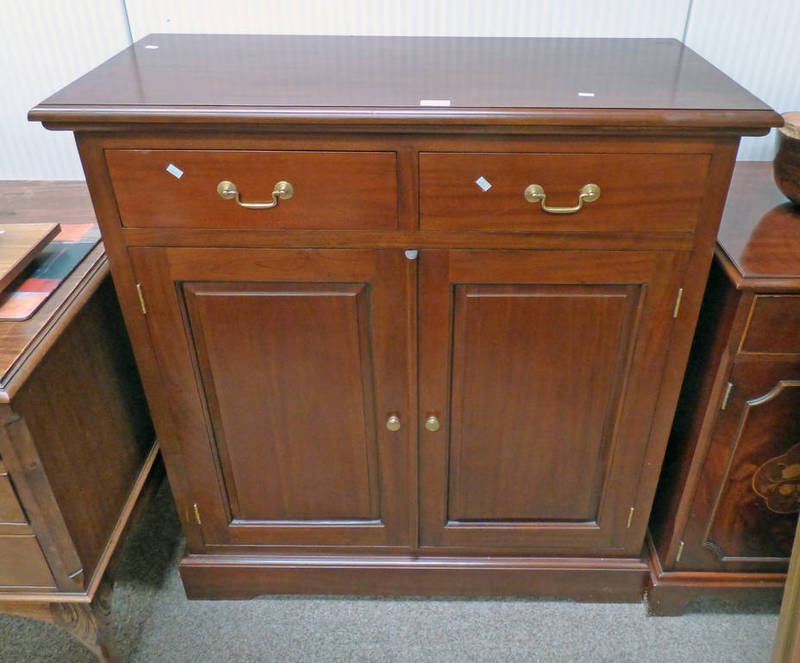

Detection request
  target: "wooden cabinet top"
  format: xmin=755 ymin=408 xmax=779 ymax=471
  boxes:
xmin=0 ymin=182 xmax=105 ymax=401
xmin=716 ymin=162 xmax=800 ymax=290
xmin=30 ymin=34 xmax=780 ymax=133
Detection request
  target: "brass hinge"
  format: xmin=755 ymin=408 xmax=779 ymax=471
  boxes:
xmin=676 ymin=540 xmax=685 ymax=563
xmin=192 ymin=503 xmax=202 ymax=525
xmin=626 ymin=506 xmax=635 ymax=529
xmin=721 ymin=381 xmax=734 ymax=410
xmin=672 ymin=287 xmax=684 ymax=318
xmin=135 ymin=283 xmax=147 ymax=315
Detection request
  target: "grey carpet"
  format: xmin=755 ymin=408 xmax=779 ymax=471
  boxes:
xmin=0 ymin=484 xmax=780 ymax=662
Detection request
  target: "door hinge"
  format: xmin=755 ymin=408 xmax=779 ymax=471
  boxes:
xmin=626 ymin=506 xmax=635 ymax=529
xmin=721 ymin=381 xmax=734 ymax=410
xmin=135 ymin=283 xmax=147 ymax=315
xmin=672 ymin=287 xmax=684 ymax=318
xmin=676 ymin=540 xmax=685 ymax=563
xmin=192 ymin=503 xmax=202 ymax=525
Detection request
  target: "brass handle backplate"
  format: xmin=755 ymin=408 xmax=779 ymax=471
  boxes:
xmin=424 ymin=415 xmax=441 ymax=432
xmin=524 ymin=183 xmax=600 ymax=215
xmin=217 ymin=180 xmax=294 ymax=209
xmin=386 ymin=415 xmax=401 ymax=432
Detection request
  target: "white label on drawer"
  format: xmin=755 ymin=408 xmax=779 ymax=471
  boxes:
xmin=419 ymin=99 xmax=451 ymax=106
xmin=165 ymin=163 xmax=184 ymax=179
xmin=475 ymin=176 xmax=492 ymax=192
xmin=578 ymin=91 xmax=595 ymax=97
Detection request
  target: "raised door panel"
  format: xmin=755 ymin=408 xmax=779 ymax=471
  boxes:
xmin=680 ymin=361 xmax=800 ymax=572
xmin=419 ymin=249 xmax=686 ymax=554
xmin=130 ymin=248 xmax=411 ymax=550
xmin=183 ymin=282 xmax=380 ymax=522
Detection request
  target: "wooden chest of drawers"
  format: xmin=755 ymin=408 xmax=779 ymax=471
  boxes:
xmin=0 ymin=182 xmax=157 ymax=661
xmin=648 ymin=162 xmax=800 ymax=614
xmin=30 ymin=35 xmax=781 ymax=601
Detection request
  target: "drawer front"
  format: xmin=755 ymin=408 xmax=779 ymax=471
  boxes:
xmin=741 ymin=295 xmax=800 ymax=354
xmin=106 ymin=149 xmax=398 ymax=230
xmin=0 ymin=535 xmax=55 ymax=588
xmin=419 ymin=152 xmax=710 ymax=233
xmin=0 ymin=462 xmax=27 ymax=525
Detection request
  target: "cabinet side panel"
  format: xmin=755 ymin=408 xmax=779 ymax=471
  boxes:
xmin=183 ymin=282 xmax=379 ymax=521
xmin=13 ymin=279 xmax=154 ymax=580
xmin=649 ymin=258 xmax=740 ymax=562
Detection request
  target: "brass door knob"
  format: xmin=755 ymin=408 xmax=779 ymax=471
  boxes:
xmin=386 ymin=415 xmax=401 ymax=432
xmin=424 ymin=415 xmax=441 ymax=432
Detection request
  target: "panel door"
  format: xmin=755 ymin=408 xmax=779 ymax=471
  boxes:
xmin=130 ymin=248 xmax=411 ymax=550
xmin=419 ymin=249 xmax=686 ymax=555
xmin=679 ymin=361 xmax=800 ymax=572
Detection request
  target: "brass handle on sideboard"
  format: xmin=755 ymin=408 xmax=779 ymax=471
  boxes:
xmin=523 ymin=183 xmax=600 ymax=215
xmin=217 ymin=180 xmax=294 ymax=209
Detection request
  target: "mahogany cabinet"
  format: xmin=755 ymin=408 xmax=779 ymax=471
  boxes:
xmin=648 ymin=163 xmax=800 ymax=614
xmin=29 ymin=35 xmax=781 ymax=601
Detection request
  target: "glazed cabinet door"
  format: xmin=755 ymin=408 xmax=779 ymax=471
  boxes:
xmin=419 ymin=249 xmax=686 ymax=555
xmin=129 ymin=248 xmax=411 ymax=550
xmin=678 ymin=360 xmax=800 ymax=572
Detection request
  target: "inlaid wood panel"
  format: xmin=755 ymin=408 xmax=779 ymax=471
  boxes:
xmin=130 ymin=247 xmax=411 ymax=549
xmin=447 ymin=284 xmax=637 ymax=522
xmin=693 ymin=363 xmax=800 ymax=567
xmin=183 ymin=282 xmax=379 ymax=521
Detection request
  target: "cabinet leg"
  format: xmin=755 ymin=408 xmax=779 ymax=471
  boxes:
xmin=1 ymin=579 xmax=118 ymax=663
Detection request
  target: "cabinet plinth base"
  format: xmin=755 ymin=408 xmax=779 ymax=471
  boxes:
xmin=179 ymin=553 xmax=649 ymax=602
xmin=645 ymin=537 xmax=785 ymax=616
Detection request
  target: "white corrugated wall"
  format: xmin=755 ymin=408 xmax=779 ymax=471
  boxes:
xmin=2 ymin=0 xmax=798 ymax=178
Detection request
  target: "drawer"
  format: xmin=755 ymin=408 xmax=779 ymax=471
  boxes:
xmin=741 ymin=295 xmax=800 ymax=354
xmin=419 ymin=152 xmax=710 ymax=233
xmin=0 ymin=535 xmax=55 ymax=588
xmin=0 ymin=462 xmax=27 ymax=525
xmin=105 ymin=149 xmax=398 ymax=230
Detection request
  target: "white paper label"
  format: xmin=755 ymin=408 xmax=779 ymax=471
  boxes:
xmin=475 ymin=176 xmax=492 ymax=192
xmin=578 ymin=92 xmax=595 ymax=97
xmin=419 ymin=99 xmax=451 ymax=107
xmin=165 ymin=163 xmax=184 ymax=179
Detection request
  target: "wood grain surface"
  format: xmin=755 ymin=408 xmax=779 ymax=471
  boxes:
xmin=0 ymin=181 xmax=105 ymax=401
xmin=420 ymin=151 xmax=709 ymax=233
xmin=0 ymin=224 xmax=60 ymax=294
xmin=106 ymin=149 xmax=398 ymax=230
xmin=30 ymin=35 xmax=781 ymax=133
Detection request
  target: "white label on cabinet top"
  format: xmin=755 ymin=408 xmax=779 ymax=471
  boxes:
xmin=419 ymin=99 xmax=451 ymax=106
xmin=475 ymin=176 xmax=492 ymax=192
xmin=165 ymin=163 xmax=184 ymax=179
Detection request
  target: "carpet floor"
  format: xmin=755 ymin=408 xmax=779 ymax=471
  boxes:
xmin=0 ymin=483 xmax=780 ymax=662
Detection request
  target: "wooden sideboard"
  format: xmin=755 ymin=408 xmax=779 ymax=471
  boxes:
xmin=648 ymin=162 xmax=800 ymax=615
xmin=30 ymin=35 xmax=781 ymax=601
xmin=0 ymin=182 xmax=157 ymax=661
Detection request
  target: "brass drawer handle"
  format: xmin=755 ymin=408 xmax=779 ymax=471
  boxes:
xmin=524 ymin=183 xmax=601 ymax=215
xmin=217 ymin=180 xmax=294 ymax=209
